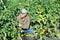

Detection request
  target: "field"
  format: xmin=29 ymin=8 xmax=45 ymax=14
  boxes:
xmin=0 ymin=0 xmax=60 ymax=40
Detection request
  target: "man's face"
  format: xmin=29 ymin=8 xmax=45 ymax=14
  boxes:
xmin=21 ymin=13 xmax=26 ymax=18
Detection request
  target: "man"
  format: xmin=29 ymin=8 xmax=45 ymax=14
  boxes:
xmin=17 ymin=9 xmax=35 ymax=40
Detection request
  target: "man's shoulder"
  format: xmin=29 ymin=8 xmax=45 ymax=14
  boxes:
xmin=27 ymin=15 xmax=30 ymax=18
xmin=26 ymin=16 xmax=30 ymax=19
xmin=17 ymin=15 xmax=21 ymax=19
xmin=17 ymin=15 xmax=21 ymax=21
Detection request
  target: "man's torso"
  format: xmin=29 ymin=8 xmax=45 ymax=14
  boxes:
xmin=17 ymin=15 xmax=30 ymax=29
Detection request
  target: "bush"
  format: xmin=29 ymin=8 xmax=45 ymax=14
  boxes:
xmin=0 ymin=0 xmax=60 ymax=40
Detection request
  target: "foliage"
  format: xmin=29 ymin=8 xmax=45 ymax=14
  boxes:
xmin=0 ymin=0 xmax=60 ymax=40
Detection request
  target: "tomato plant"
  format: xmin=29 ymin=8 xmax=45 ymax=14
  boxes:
xmin=0 ymin=0 xmax=60 ymax=40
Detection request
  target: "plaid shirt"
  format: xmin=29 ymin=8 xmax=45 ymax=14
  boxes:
xmin=17 ymin=15 xmax=30 ymax=29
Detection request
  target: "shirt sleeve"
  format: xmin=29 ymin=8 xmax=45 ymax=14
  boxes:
xmin=17 ymin=15 xmax=22 ymax=27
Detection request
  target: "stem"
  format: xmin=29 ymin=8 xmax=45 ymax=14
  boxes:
xmin=0 ymin=0 xmax=6 ymax=9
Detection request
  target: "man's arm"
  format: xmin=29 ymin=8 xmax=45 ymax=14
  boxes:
xmin=17 ymin=15 xmax=22 ymax=27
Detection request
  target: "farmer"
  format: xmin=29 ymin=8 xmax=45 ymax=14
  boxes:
xmin=17 ymin=9 xmax=35 ymax=40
